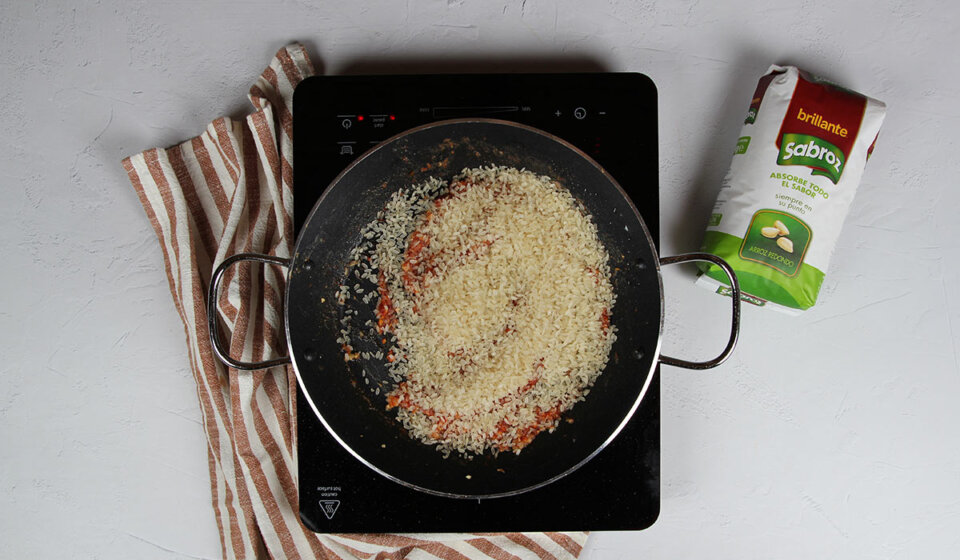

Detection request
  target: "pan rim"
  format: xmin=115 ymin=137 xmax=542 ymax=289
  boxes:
xmin=286 ymin=117 xmax=664 ymax=499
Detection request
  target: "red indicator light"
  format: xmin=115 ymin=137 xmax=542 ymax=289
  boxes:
xmin=357 ymin=115 xmax=364 ymax=121
xmin=389 ymin=115 xmax=396 ymax=120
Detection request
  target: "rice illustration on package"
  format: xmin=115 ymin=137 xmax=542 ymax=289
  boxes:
xmin=698 ymin=65 xmax=886 ymax=314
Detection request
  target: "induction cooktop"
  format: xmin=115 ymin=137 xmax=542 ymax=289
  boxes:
xmin=292 ymin=73 xmax=660 ymax=532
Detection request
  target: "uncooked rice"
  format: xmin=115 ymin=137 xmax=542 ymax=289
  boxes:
xmin=337 ymin=166 xmax=616 ymax=458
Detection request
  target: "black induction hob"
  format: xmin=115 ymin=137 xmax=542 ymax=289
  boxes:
xmin=292 ymin=73 xmax=660 ymax=532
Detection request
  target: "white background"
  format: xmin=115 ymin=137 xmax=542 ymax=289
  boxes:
xmin=2 ymin=1 xmax=958 ymax=558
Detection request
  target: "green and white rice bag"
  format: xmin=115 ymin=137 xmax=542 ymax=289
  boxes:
xmin=698 ymin=65 xmax=887 ymax=314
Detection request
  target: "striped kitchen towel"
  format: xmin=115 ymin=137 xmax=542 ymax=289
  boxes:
xmin=122 ymin=43 xmax=588 ymax=560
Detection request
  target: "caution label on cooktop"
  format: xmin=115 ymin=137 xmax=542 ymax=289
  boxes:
xmin=320 ymin=500 xmax=340 ymax=519
xmin=318 ymin=486 xmax=342 ymax=519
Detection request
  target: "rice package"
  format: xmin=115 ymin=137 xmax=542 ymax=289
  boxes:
xmin=698 ymin=65 xmax=886 ymax=313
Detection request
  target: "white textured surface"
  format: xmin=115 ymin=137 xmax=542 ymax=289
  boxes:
xmin=1 ymin=0 xmax=958 ymax=558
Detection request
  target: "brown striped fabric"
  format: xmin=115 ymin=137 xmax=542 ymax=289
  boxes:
xmin=122 ymin=43 xmax=589 ymax=560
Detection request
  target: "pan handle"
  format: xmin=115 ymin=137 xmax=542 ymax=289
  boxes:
xmin=207 ymin=253 xmax=292 ymax=370
xmin=658 ymin=252 xmax=741 ymax=370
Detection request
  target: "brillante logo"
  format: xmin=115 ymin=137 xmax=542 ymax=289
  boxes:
xmin=796 ymin=107 xmax=849 ymax=138
xmin=777 ymin=133 xmax=846 ymax=184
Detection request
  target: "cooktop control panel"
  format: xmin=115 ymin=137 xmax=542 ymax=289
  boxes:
xmin=294 ymin=73 xmax=658 ymax=237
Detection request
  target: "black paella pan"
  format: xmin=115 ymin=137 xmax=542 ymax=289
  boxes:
xmin=208 ymin=119 xmax=740 ymax=499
